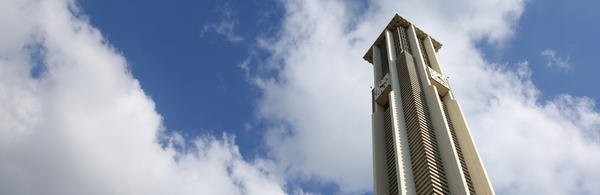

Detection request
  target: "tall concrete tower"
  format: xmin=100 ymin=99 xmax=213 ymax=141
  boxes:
xmin=365 ymin=14 xmax=495 ymax=195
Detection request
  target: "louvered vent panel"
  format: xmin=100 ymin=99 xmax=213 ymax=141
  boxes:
xmin=383 ymin=105 xmax=399 ymax=195
xmin=379 ymin=43 xmax=390 ymax=76
xmin=401 ymin=27 xmax=411 ymax=55
xmin=419 ymin=38 xmax=431 ymax=68
xmin=392 ymin=27 xmax=402 ymax=58
xmin=392 ymin=26 xmax=412 ymax=56
xmin=397 ymin=55 xmax=449 ymax=195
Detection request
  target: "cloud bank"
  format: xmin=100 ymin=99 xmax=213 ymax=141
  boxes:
xmin=0 ymin=0 xmax=283 ymax=194
xmin=248 ymin=0 xmax=600 ymax=194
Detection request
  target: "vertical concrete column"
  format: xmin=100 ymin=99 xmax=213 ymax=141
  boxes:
xmin=372 ymin=45 xmax=384 ymax=115
xmin=406 ymin=25 xmax=470 ymax=195
xmin=424 ymin=37 xmax=443 ymax=74
xmin=371 ymin=108 xmax=388 ymax=195
xmin=384 ymin=29 xmax=416 ymax=195
xmin=371 ymin=44 xmax=389 ymax=195
xmin=443 ymin=95 xmax=496 ymax=195
xmin=406 ymin=25 xmax=432 ymax=90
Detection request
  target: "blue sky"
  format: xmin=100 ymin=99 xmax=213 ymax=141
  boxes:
xmin=76 ymin=0 xmax=290 ymax=160
xmin=479 ymin=0 xmax=599 ymax=102
xmin=1 ymin=0 xmax=599 ymax=194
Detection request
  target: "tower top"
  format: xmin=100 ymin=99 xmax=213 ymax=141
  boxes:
xmin=363 ymin=14 xmax=442 ymax=64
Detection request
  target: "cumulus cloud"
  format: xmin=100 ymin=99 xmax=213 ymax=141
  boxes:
xmin=0 ymin=0 xmax=284 ymax=194
xmin=541 ymin=49 xmax=571 ymax=71
xmin=247 ymin=0 xmax=600 ymax=194
xmin=200 ymin=3 xmax=244 ymax=43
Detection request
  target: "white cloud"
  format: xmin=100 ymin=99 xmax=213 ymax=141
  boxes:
xmin=248 ymin=0 xmax=600 ymax=194
xmin=0 ymin=0 xmax=284 ymax=194
xmin=541 ymin=49 xmax=571 ymax=71
xmin=200 ymin=3 xmax=244 ymax=43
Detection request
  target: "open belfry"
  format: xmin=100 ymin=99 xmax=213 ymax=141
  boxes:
xmin=365 ymin=14 xmax=495 ymax=195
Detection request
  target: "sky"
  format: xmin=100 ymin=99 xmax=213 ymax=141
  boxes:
xmin=0 ymin=0 xmax=599 ymax=194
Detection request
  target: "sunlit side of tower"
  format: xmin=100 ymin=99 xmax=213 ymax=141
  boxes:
xmin=364 ymin=14 xmax=495 ymax=195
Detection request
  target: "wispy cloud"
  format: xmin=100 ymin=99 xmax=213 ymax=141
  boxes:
xmin=200 ymin=4 xmax=243 ymax=43
xmin=541 ymin=49 xmax=571 ymax=71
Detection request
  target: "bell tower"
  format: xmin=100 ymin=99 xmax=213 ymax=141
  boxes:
xmin=365 ymin=14 xmax=495 ymax=195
